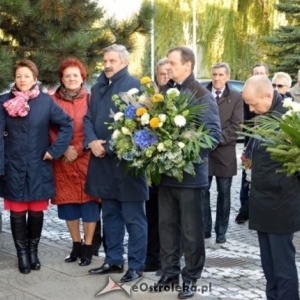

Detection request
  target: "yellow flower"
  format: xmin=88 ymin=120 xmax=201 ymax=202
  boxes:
xmin=136 ymin=107 xmax=147 ymax=117
xmin=149 ymin=117 xmax=160 ymax=128
xmin=152 ymin=93 xmax=164 ymax=103
xmin=140 ymin=77 xmax=151 ymax=85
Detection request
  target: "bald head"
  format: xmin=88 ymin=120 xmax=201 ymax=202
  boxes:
xmin=242 ymin=75 xmax=274 ymax=114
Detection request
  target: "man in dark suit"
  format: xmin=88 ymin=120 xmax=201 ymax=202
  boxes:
xmin=153 ymin=46 xmax=222 ymax=299
xmin=203 ymin=62 xmax=244 ymax=243
xmin=84 ymin=44 xmax=148 ymax=283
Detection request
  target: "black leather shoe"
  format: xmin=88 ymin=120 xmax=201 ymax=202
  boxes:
xmin=120 ymin=269 xmax=143 ymax=282
xmin=204 ymin=232 xmax=211 ymax=239
xmin=150 ymin=275 xmax=180 ymax=293
xmin=235 ymin=210 xmax=249 ymax=224
xmin=216 ymin=233 xmax=226 ymax=244
xmin=65 ymin=254 xmax=77 ymax=263
xmin=79 ymin=244 xmax=92 ymax=266
xmin=157 ymin=274 xmax=180 ymax=287
xmin=178 ymin=281 xmax=196 ymax=299
xmin=17 ymin=252 xmax=31 ymax=274
xmin=79 ymin=257 xmax=92 ymax=266
xmin=88 ymin=263 xmax=124 ymax=275
xmin=65 ymin=242 xmax=81 ymax=263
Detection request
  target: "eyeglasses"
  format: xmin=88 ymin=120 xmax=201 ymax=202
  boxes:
xmin=272 ymin=83 xmax=286 ymax=88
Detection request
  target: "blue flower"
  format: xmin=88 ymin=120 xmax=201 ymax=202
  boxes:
xmin=124 ymin=104 xmax=136 ymax=119
xmin=134 ymin=129 xmax=158 ymax=150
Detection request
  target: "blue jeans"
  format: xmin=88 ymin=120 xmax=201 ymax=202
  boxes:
xmin=258 ymin=232 xmax=299 ymax=300
xmin=102 ymin=199 xmax=147 ymax=271
xmin=203 ymin=176 xmax=232 ymax=235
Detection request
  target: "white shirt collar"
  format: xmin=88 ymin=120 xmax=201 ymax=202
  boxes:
xmin=212 ymin=87 xmax=224 ymax=97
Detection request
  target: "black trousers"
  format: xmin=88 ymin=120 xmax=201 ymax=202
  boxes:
xmin=239 ymin=169 xmax=250 ymax=207
xmin=258 ymin=231 xmax=299 ymax=300
xmin=158 ymin=186 xmax=205 ymax=282
xmin=145 ymin=187 xmax=161 ymax=266
xmin=203 ymin=176 xmax=232 ymax=235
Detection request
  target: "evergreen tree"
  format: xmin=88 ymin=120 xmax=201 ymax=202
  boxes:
xmin=0 ymin=0 xmax=153 ymax=91
xmin=266 ymin=0 xmax=300 ymax=80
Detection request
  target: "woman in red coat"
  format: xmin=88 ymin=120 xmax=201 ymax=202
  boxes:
xmin=50 ymin=58 xmax=100 ymax=266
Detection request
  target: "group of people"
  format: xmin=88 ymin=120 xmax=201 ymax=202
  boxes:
xmin=0 ymin=43 xmax=300 ymax=300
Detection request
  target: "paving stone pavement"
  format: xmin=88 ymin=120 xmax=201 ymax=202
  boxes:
xmin=0 ymin=143 xmax=300 ymax=300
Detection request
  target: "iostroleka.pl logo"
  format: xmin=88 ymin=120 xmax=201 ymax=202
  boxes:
xmin=96 ymin=276 xmax=142 ymax=296
xmin=96 ymin=276 xmax=212 ymax=297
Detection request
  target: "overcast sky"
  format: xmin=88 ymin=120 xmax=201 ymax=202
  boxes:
xmin=97 ymin=0 xmax=142 ymax=20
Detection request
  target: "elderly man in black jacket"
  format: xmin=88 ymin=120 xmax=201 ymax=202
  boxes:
xmin=243 ymin=75 xmax=300 ymax=300
xmin=84 ymin=44 xmax=148 ymax=283
xmin=203 ymin=62 xmax=244 ymax=244
xmin=153 ymin=46 xmax=222 ymax=299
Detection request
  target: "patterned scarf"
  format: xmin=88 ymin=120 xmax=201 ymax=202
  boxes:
xmin=3 ymin=84 xmax=40 ymax=117
xmin=56 ymin=85 xmax=86 ymax=102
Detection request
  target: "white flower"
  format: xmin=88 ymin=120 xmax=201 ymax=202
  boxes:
xmin=121 ymin=127 xmax=131 ymax=135
xmin=114 ymin=112 xmax=124 ymax=121
xmin=158 ymin=114 xmax=167 ymax=123
xmin=127 ymin=88 xmax=139 ymax=96
xmin=138 ymin=94 xmax=148 ymax=104
xmin=157 ymin=143 xmax=166 ymax=152
xmin=282 ymin=97 xmax=293 ymax=108
xmin=178 ymin=142 xmax=185 ymax=149
xmin=141 ymin=113 xmax=150 ymax=125
xmin=112 ymin=129 xmax=121 ymax=139
xmin=282 ymin=98 xmax=300 ymax=113
xmin=167 ymin=88 xmax=180 ymax=97
xmin=290 ymin=102 xmax=300 ymax=113
xmin=174 ymin=115 xmax=186 ymax=127
xmin=282 ymin=110 xmax=293 ymax=118
xmin=157 ymin=114 xmax=167 ymax=127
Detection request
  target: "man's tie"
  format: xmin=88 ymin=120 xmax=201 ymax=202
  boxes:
xmin=215 ymin=90 xmax=221 ymax=101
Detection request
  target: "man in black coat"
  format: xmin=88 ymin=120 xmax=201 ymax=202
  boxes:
xmin=243 ymin=75 xmax=300 ymax=300
xmin=153 ymin=46 xmax=222 ymax=299
xmin=84 ymin=44 xmax=148 ymax=283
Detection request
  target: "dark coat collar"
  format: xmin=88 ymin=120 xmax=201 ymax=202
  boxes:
xmin=166 ymin=73 xmax=196 ymax=89
xmin=269 ymin=90 xmax=284 ymax=112
xmin=205 ymin=82 xmax=231 ymax=97
xmin=97 ymin=66 xmax=129 ymax=86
